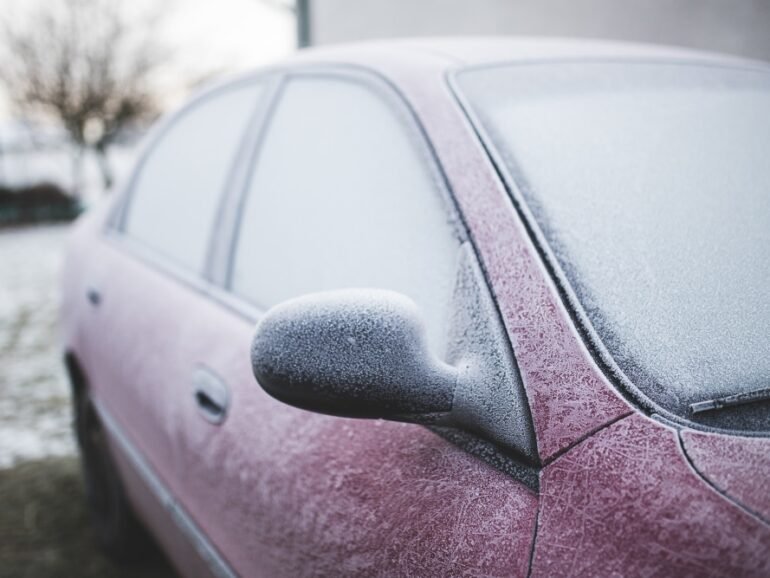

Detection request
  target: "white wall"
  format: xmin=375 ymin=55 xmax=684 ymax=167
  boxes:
xmin=309 ymin=0 xmax=770 ymax=61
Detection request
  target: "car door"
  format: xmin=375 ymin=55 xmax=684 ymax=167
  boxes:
xmin=81 ymin=78 xmax=268 ymax=574
xmin=172 ymin=69 xmax=540 ymax=576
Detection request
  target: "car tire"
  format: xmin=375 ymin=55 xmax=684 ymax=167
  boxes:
xmin=75 ymin=389 xmax=156 ymax=564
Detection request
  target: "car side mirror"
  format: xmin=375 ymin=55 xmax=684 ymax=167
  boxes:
xmin=251 ymin=289 xmax=458 ymax=424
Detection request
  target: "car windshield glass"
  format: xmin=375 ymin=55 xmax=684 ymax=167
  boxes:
xmin=456 ymin=62 xmax=770 ymax=424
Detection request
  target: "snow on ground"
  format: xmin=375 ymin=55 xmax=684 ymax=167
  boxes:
xmin=0 ymin=224 xmax=75 ymax=468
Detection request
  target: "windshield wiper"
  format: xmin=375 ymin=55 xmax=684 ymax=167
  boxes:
xmin=690 ymin=386 xmax=770 ymax=415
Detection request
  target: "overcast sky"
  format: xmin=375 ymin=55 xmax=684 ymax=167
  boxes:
xmin=0 ymin=0 xmax=296 ymax=121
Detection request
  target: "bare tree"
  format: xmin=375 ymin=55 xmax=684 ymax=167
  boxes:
xmin=0 ymin=0 xmax=169 ymax=194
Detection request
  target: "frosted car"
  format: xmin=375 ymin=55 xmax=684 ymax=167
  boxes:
xmin=61 ymin=39 xmax=770 ymax=577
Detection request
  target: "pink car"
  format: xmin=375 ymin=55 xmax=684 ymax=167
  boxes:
xmin=61 ymin=39 xmax=770 ymax=577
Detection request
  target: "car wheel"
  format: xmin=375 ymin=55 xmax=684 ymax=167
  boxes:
xmin=75 ymin=390 xmax=156 ymax=564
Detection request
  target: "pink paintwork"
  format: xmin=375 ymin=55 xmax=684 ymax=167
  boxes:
xmin=682 ymin=430 xmax=770 ymax=523
xmin=534 ymin=414 xmax=770 ymax=577
xmin=61 ymin=38 xmax=770 ymax=577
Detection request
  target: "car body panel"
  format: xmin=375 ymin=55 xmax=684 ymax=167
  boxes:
xmin=682 ymin=430 xmax=770 ymax=524
xmin=78 ymin=233 xmax=191 ymax=486
xmin=63 ymin=204 xmax=225 ymax=576
xmin=533 ymin=414 xmax=770 ymax=577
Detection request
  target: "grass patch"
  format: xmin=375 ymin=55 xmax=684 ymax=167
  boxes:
xmin=0 ymin=457 xmax=176 ymax=578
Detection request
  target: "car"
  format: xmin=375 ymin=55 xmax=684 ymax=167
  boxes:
xmin=61 ymin=37 xmax=770 ymax=577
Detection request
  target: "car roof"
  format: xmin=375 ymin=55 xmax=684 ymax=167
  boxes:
xmin=202 ymin=36 xmax=767 ymax=103
xmin=284 ymin=36 xmax=765 ymax=71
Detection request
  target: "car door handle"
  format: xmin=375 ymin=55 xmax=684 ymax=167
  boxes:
xmin=192 ymin=367 xmax=230 ymax=425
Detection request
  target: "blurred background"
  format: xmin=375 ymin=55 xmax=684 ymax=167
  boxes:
xmin=0 ymin=0 xmax=768 ymax=576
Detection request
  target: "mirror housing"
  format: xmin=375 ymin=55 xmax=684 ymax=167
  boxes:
xmin=250 ymin=245 xmax=540 ymax=464
xmin=251 ymin=290 xmax=458 ymax=424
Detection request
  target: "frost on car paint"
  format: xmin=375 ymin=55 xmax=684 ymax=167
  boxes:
xmin=682 ymin=429 xmax=770 ymax=522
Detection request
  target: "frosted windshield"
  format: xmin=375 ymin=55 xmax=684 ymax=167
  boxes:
xmin=458 ymin=62 xmax=770 ymax=424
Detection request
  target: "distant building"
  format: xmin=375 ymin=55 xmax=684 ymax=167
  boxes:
xmin=298 ymin=0 xmax=770 ymax=61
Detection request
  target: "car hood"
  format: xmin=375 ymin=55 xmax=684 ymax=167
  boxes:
xmin=681 ymin=429 xmax=770 ymax=524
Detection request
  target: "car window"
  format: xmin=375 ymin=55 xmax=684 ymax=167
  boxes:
xmin=457 ymin=62 xmax=770 ymax=426
xmin=231 ymin=75 xmax=460 ymax=355
xmin=123 ymin=82 xmax=264 ymax=273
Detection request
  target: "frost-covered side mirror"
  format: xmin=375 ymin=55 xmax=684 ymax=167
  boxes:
xmin=250 ymin=290 xmax=458 ymax=424
xmin=250 ymin=245 xmax=539 ymax=463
